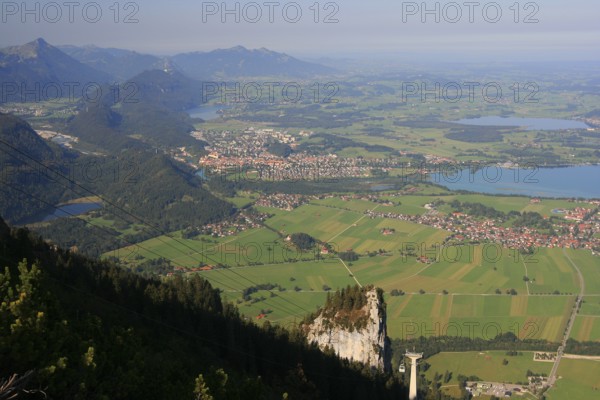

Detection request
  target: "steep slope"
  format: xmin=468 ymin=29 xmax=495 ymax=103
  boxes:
xmin=66 ymin=101 xmax=143 ymax=153
xmin=0 ymin=219 xmax=406 ymax=399
xmin=124 ymin=69 xmax=204 ymax=111
xmin=304 ymin=285 xmax=392 ymax=372
xmin=66 ymin=72 xmax=203 ymax=153
xmin=0 ymin=39 xmax=111 ymax=102
xmin=0 ymin=114 xmax=222 ymax=231
xmin=0 ymin=113 xmax=76 ymax=223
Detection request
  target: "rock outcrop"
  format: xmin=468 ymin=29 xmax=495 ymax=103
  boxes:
xmin=304 ymin=286 xmax=391 ymax=372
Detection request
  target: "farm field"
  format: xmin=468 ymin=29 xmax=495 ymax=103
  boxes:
xmin=107 ymin=196 xmax=600 ymax=342
xmin=546 ymin=358 xmax=600 ymax=400
xmin=197 ymin=260 xmax=356 ymax=323
xmin=263 ymin=202 xmax=449 ymax=254
xmin=570 ymin=316 xmax=600 ymax=342
xmin=524 ymin=248 xmax=581 ymax=295
xmin=424 ymin=351 xmax=552 ymax=385
xmin=386 ymin=294 xmax=573 ymax=341
xmin=570 ymin=294 xmax=600 ymax=343
xmin=348 ymin=242 xmax=530 ymax=296
xmin=564 ymin=249 xmax=600 ymax=295
xmin=104 ymin=227 xmax=288 ymax=268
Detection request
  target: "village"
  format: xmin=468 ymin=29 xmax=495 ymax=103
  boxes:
xmin=189 ymin=127 xmax=452 ymax=182
xmin=365 ymin=201 xmax=600 ymax=254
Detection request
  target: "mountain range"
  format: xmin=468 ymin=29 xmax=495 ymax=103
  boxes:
xmin=0 ymin=38 xmax=111 ymax=101
xmin=0 ymin=38 xmax=334 ymax=81
xmin=170 ymin=45 xmax=336 ymax=80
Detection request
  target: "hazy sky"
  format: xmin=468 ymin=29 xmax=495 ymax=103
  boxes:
xmin=1 ymin=0 xmax=599 ymax=61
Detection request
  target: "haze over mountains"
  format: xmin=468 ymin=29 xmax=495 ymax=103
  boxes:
xmin=54 ymin=39 xmax=336 ymax=81
xmin=0 ymin=38 xmax=338 ymax=152
xmin=0 ymin=38 xmax=337 ymax=106
xmin=0 ymin=38 xmax=111 ymax=94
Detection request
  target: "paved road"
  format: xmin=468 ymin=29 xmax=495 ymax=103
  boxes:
xmin=547 ymin=248 xmax=585 ymax=387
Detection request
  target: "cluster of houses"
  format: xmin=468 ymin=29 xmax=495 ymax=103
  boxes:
xmin=194 ymin=127 xmax=469 ymax=182
xmin=196 ymin=211 xmax=268 ymax=238
xmin=166 ymin=265 xmax=215 ymax=277
xmin=365 ymin=204 xmax=600 ymax=253
xmin=255 ymin=193 xmax=309 ymax=211
xmin=199 ymin=151 xmax=375 ymax=182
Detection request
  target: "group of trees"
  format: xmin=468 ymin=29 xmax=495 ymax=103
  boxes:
xmin=513 ymin=211 xmax=553 ymax=230
xmin=289 ymin=233 xmax=316 ymax=251
xmin=338 ymin=251 xmax=359 ymax=262
xmin=296 ymin=133 xmax=394 ymax=155
xmin=445 ymin=200 xmax=507 ymax=220
xmin=391 ymin=333 xmax=557 ymax=363
xmin=304 ymin=285 xmax=385 ymax=332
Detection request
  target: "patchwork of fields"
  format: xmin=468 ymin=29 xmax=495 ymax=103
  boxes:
xmin=107 ymin=194 xmax=600 ymax=344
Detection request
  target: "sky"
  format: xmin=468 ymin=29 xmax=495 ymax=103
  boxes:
xmin=1 ymin=0 xmax=599 ymax=61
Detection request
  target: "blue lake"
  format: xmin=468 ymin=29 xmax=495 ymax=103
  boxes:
xmin=42 ymin=202 xmax=102 ymax=222
xmin=187 ymin=105 xmax=229 ymax=120
xmin=431 ymin=165 xmax=600 ymax=199
xmin=454 ymin=116 xmax=590 ymax=131
xmin=370 ymin=184 xmax=395 ymax=192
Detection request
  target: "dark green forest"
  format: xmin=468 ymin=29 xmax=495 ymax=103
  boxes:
xmin=0 ymin=217 xmax=407 ymax=399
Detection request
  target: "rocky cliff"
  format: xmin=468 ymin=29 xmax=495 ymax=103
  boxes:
xmin=304 ymin=286 xmax=391 ymax=372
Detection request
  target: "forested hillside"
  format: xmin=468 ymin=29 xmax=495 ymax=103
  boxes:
xmin=0 ymin=217 xmax=407 ymax=399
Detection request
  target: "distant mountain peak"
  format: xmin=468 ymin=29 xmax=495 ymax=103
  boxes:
xmin=0 ymin=38 xmax=111 ymax=94
xmin=32 ymin=37 xmax=49 ymax=47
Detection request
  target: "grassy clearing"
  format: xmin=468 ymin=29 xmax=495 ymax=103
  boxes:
xmin=424 ymin=351 xmax=552 ymax=384
xmin=546 ymin=359 xmax=600 ymax=400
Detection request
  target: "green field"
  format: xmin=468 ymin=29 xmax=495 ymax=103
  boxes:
xmin=525 ymin=248 xmax=581 ymax=295
xmin=564 ymin=249 xmax=600 ymax=295
xmin=570 ymin=316 xmax=600 ymax=342
xmin=424 ymin=351 xmax=552 ymax=384
xmin=347 ymin=240 xmax=538 ymax=297
xmin=107 ymin=196 xmax=599 ymax=343
xmin=198 ymin=260 xmax=356 ymax=323
xmin=387 ymin=294 xmax=573 ymax=341
xmin=546 ymin=358 xmax=600 ymax=400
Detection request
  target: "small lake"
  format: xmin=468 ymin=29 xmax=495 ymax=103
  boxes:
xmin=454 ymin=116 xmax=590 ymax=131
xmin=186 ymin=105 xmax=229 ymax=120
xmin=41 ymin=202 xmax=102 ymax=222
xmin=370 ymin=184 xmax=395 ymax=192
xmin=431 ymin=165 xmax=600 ymax=199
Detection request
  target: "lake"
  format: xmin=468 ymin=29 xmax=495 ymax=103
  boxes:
xmin=41 ymin=202 xmax=102 ymax=222
xmin=454 ymin=116 xmax=590 ymax=131
xmin=187 ymin=105 xmax=229 ymax=120
xmin=370 ymin=184 xmax=395 ymax=192
xmin=431 ymin=165 xmax=600 ymax=199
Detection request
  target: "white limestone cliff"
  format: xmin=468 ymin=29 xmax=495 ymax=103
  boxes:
xmin=304 ymin=287 xmax=391 ymax=371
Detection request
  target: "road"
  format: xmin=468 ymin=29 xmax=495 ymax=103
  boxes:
xmin=326 ymin=204 xmax=380 ymax=243
xmin=547 ymin=248 xmax=585 ymax=387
